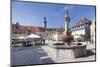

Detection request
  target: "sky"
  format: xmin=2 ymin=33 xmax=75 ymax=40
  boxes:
xmin=12 ymin=1 xmax=96 ymax=28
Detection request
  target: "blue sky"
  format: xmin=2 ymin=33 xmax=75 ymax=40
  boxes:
xmin=12 ymin=1 xmax=96 ymax=28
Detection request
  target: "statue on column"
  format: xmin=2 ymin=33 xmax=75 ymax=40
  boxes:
xmin=43 ymin=17 xmax=47 ymax=32
xmin=65 ymin=10 xmax=71 ymax=35
xmin=61 ymin=9 xmax=73 ymax=45
xmin=43 ymin=17 xmax=47 ymax=44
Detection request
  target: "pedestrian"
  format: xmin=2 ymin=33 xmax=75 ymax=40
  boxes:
xmin=43 ymin=39 xmax=45 ymax=45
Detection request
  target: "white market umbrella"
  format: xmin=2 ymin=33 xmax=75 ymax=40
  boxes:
xmin=26 ymin=33 xmax=40 ymax=38
xmin=74 ymin=35 xmax=81 ymax=39
xmin=17 ymin=36 xmax=25 ymax=39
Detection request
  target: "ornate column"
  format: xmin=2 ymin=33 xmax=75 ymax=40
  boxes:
xmin=43 ymin=17 xmax=47 ymax=44
xmin=43 ymin=17 xmax=47 ymax=32
xmin=64 ymin=10 xmax=70 ymax=35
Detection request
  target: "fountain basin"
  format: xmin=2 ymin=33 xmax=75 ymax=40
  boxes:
xmin=48 ymin=43 xmax=87 ymax=59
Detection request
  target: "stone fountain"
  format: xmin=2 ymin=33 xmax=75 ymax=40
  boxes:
xmin=45 ymin=9 xmax=87 ymax=62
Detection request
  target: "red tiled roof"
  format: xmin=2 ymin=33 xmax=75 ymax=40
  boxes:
xmin=72 ymin=17 xmax=91 ymax=28
xmin=12 ymin=23 xmax=64 ymax=33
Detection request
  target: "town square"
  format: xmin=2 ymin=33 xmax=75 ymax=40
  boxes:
xmin=11 ymin=1 xmax=96 ymax=66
